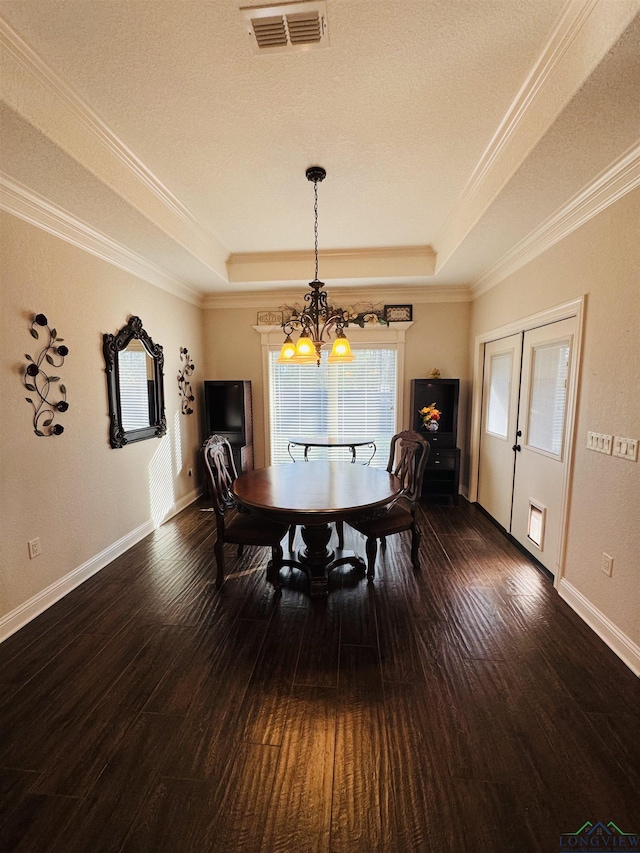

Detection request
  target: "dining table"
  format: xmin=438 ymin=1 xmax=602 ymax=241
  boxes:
xmin=231 ymin=460 xmax=402 ymax=596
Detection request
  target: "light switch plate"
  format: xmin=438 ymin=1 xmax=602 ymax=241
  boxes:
xmin=613 ymin=436 xmax=638 ymax=461
xmin=587 ymin=431 xmax=612 ymax=454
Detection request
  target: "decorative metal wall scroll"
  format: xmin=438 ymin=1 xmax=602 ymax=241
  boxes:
xmin=24 ymin=313 xmax=69 ymax=436
xmin=177 ymin=347 xmax=195 ymax=415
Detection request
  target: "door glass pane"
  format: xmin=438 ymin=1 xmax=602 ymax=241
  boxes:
xmin=486 ymin=352 xmax=512 ymax=438
xmin=527 ymin=341 xmax=570 ymax=456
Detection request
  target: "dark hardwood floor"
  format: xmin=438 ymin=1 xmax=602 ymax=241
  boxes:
xmin=1 ymin=498 xmax=638 ymax=852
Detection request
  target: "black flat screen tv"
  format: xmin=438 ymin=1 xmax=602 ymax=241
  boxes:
xmin=203 ymin=381 xmax=251 ymax=445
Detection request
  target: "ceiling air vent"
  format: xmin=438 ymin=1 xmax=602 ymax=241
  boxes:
xmin=241 ymin=2 xmax=328 ymax=54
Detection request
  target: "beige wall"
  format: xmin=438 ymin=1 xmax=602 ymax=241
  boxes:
xmin=0 ymin=212 xmax=205 ymax=627
xmin=203 ymin=298 xmax=471 ymax=472
xmin=470 ymin=187 xmax=640 ymax=648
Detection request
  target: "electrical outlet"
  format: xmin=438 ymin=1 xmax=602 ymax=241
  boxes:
xmin=587 ymin=431 xmax=612 ymax=454
xmin=613 ymin=436 xmax=638 ymax=462
xmin=28 ymin=538 xmax=41 ymax=559
xmin=188 ymin=467 xmax=194 ymax=477
xmin=601 ymin=552 xmax=613 ymax=577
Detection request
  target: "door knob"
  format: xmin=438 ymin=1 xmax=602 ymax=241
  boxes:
xmin=512 ymin=444 xmax=521 ymax=452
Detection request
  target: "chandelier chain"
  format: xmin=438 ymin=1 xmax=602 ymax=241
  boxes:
xmin=277 ymin=166 xmax=353 ymax=365
xmin=314 ymin=178 xmax=319 ymax=281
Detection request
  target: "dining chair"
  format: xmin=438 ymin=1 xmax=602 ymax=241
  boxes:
xmin=202 ymin=434 xmax=289 ymax=589
xmin=348 ymin=430 xmax=430 ymax=580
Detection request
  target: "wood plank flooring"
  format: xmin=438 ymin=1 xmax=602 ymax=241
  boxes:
xmin=0 ymin=498 xmax=638 ymax=852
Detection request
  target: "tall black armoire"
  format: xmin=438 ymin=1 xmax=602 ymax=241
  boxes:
xmin=410 ymin=378 xmax=460 ymax=504
xmin=203 ymin=380 xmax=253 ymax=473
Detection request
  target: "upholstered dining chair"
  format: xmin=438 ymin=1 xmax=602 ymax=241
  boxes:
xmin=202 ymin=434 xmax=289 ymax=589
xmin=348 ymin=430 xmax=430 ymax=580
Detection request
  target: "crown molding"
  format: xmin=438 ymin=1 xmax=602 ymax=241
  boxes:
xmin=227 ymin=245 xmax=437 ymax=283
xmin=434 ymin=0 xmax=637 ymax=273
xmin=228 ymin=245 xmax=436 ymax=265
xmin=0 ymin=173 xmax=472 ymax=310
xmin=0 ymin=15 xmax=229 ymax=277
xmin=202 ymin=284 xmax=471 ymax=310
xmin=0 ymin=173 xmax=203 ymax=307
xmin=448 ymin=0 xmax=600 ymax=218
xmin=472 ymin=141 xmax=640 ymax=297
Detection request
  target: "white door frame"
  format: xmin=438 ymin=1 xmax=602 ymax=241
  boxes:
xmin=468 ymin=297 xmax=585 ymax=587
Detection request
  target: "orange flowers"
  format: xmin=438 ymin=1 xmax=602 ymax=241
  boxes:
xmin=419 ymin=403 xmax=441 ymax=426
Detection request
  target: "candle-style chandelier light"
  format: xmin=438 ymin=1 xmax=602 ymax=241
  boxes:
xmin=277 ymin=167 xmax=354 ymax=366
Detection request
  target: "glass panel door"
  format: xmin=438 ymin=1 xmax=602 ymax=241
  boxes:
xmin=511 ymin=318 xmax=575 ymax=574
xmin=478 ymin=334 xmax=522 ymax=531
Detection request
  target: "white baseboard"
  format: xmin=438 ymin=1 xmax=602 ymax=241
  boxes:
xmin=162 ymin=487 xmax=202 ymax=523
xmin=0 ymin=488 xmax=201 ymax=644
xmin=558 ymin=578 xmax=640 ymax=677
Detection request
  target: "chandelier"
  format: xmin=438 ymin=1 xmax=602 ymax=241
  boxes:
xmin=278 ymin=167 xmax=354 ymax=366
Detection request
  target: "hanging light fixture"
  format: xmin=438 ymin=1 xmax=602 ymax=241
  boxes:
xmin=277 ymin=166 xmax=354 ymax=366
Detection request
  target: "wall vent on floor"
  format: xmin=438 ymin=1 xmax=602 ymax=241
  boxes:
xmin=240 ymin=1 xmax=328 ymax=53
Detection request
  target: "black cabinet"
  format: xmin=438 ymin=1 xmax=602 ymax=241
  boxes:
xmin=420 ymin=447 xmax=460 ymax=505
xmin=410 ymin=379 xmax=460 ymax=503
xmin=203 ymin=380 xmax=253 ymax=473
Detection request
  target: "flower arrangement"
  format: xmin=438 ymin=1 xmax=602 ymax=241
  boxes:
xmin=419 ymin=402 xmax=441 ymax=431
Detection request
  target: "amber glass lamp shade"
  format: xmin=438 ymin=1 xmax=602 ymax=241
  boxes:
xmin=291 ymin=334 xmax=317 ymax=364
xmin=277 ymin=335 xmax=296 ymax=363
xmin=327 ymin=332 xmax=354 ymax=364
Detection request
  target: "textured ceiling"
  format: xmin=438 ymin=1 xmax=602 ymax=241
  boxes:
xmin=1 ymin=0 xmax=639 ymax=302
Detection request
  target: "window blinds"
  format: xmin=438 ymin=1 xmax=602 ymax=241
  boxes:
xmin=527 ymin=341 xmax=570 ymax=457
xmin=487 ymin=352 xmax=512 ymax=438
xmin=269 ymin=347 xmax=397 ymax=467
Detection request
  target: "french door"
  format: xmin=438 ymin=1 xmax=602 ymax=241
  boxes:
xmin=478 ymin=334 xmax=522 ymax=530
xmin=478 ymin=318 xmax=576 ymax=575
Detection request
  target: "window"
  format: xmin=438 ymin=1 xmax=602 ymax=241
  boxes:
xmin=527 ymin=341 xmax=570 ymax=457
xmin=486 ymin=352 xmax=512 ymax=438
xmin=269 ymin=347 xmax=397 ymax=467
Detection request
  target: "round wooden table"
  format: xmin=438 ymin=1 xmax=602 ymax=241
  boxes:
xmin=231 ymin=461 xmax=402 ymax=596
